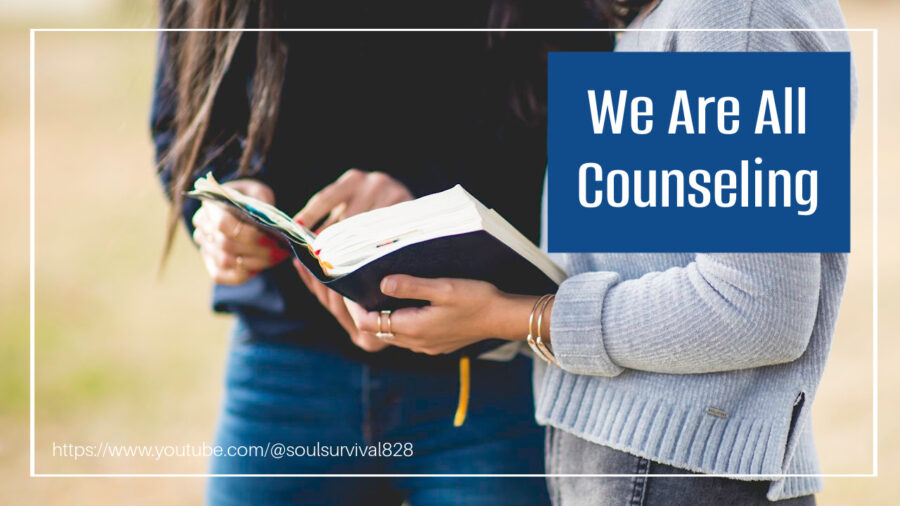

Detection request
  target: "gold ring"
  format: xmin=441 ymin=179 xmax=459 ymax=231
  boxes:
xmin=236 ymin=255 xmax=244 ymax=268
xmin=376 ymin=310 xmax=394 ymax=339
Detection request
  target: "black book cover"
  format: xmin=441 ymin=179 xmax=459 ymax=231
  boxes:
xmin=290 ymin=230 xmax=560 ymax=357
xmin=292 ymin=230 xmax=559 ymax=310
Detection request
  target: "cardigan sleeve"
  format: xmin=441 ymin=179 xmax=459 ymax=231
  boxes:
xmin=550 ymin=254 xmax=822 ymax=376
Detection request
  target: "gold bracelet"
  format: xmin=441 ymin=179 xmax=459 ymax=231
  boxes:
xmin=526 ymin=294 xmax=556 ymax=364
xmin=526 ymin=295 xmax=550 ymax=361
xmin=535 ymin=294 xmax=559 ymax=366
xmin=527 ymin=295 xmax=550 ymax=338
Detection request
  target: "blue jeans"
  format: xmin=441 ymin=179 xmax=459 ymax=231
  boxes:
xmin=207 ymin=330 xmax=550 ymax=506
xmin=544 ymin=426 xmax=815 ymax=505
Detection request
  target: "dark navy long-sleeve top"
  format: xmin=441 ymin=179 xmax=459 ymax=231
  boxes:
xmin=151 ymin=2 xmax=608 ymax=364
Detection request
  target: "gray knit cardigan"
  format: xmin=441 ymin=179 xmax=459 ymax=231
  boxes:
xmin=534 ymin=0 xmax=856 ymax=500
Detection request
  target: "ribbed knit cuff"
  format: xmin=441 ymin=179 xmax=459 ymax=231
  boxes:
xmin=550 ymin=271 xmax=624 ymax=377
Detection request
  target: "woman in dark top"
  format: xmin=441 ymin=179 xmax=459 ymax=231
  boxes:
xmin=152 ymin=1 xmax=610 ymax=504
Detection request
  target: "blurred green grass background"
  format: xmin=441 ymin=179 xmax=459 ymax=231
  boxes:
xmin=2 ymin=0 xmax=898 ymax=503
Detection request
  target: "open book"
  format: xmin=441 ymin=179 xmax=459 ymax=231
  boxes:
xmin=187 ymin=173 xmax=566 ymax=311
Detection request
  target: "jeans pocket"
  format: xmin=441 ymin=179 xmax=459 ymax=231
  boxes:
xmin=628 ymin=455 xmax=651 ymax=506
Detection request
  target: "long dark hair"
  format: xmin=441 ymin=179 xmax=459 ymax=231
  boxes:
xmin=157 ymin=0 xmax=649 ymax=258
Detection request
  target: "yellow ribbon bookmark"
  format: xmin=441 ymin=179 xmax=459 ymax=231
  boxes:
xmin=453 ymin=356 xmax=471 ymax=427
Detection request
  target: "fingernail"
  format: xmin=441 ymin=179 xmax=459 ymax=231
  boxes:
xmin=270 ymin=248 xmax=290 ymax=262
xmin=294 ymin=217 xmax=305 ymax=226
xmin=313 ymin=249 xmax=321 ymax=256
xmin=258 ymin=236 xmax=277 ymax=248
xmin=381 ymin=277 xmax=396 ymax=295
xmin=314 ymin=227 xmax=324 ymax=235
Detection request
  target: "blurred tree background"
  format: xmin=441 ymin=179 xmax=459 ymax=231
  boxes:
xmin=1 ymin=0 xmax=897 ymax=503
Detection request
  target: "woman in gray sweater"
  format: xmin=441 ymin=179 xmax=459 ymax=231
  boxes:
xmin=345 ymin=0 xmax=855 ymax=503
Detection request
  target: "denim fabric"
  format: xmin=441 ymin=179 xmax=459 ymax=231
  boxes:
xmin=544 ymin=427 xmax=816 ymax=506
xmin=206 ymin=328 xmax=550 ymax=506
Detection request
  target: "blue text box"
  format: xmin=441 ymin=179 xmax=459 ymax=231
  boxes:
xmin=547 ymin=52 xmax=851 ymax=252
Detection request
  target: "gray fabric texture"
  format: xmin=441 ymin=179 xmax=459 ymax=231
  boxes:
xmin=534 ymin=0 xmax=856 ymax=501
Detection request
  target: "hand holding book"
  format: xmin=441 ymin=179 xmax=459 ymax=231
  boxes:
xmin=186 ymin=171 xmax=566 ymax=358
xmin=188 ymin=178 xmax=291 ymax=285
xmin=295 ymin=259 xmax=390 ymax=353
xmin=293 ymin=168 xmax=413 ymax=235
xmin=344 ymin=275 xmax=552 ymax=356
xmin=289 ymin=168 xmax=414 ymax=353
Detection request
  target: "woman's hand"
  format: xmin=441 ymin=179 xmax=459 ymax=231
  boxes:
xmin=290 ymin=168 xmax=412 ymax=352
xmin=344 ymin=275 xmax=541 ymax=355
xmin=292 ymin=168 xmax=413 ymax=231
xmin=293 ymin=259 xmax=389 ymax=352
xmin=191 ymin=179 xmax=290 ymax=285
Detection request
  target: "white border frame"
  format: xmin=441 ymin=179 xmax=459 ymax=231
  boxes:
xmin=29 ymin=27 xmax=878 ymax=479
